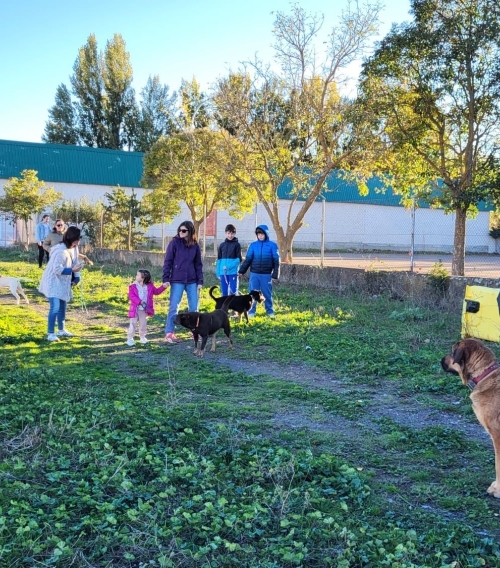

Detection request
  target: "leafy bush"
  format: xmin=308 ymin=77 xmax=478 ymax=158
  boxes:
xmin=427 ymin=260 xmax=450 ymax=294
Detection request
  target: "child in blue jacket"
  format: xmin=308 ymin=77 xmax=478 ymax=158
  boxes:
xmin=238 ymin=224 xmax=280 ymax=317
xmin=216 ymin=224 xmax=242 ymax=295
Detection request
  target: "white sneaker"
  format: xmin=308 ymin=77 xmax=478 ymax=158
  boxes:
xmin=57 ymin=329 xmax=74 ymax=337
xmin=139 ymin=337 xmax=148 ymax=344
xmin=47 ymin=333 xmax=60 ymax=342
xmin=126 ymin=339 xmax=136 ymax=347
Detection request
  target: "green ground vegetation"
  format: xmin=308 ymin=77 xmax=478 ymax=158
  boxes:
xmin=1 ymin=248 xmax=499 ymax=567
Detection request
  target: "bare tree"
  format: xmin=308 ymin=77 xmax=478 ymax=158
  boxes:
xmin=214 ymin=2 xmax=382 ymax=261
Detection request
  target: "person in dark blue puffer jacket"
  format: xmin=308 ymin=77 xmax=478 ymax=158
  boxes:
xmin=238 ymin=224 xmax=280 ymax=317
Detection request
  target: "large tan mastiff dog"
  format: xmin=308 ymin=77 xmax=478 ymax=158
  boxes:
xmin=441 ymin=338 xmax=500 ymax=497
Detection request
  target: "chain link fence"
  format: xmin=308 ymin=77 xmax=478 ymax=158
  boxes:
xmin=1 ymin=201 xmax=499 ymax=278
xmin=207 ymin=202 xmax=500 ymax=278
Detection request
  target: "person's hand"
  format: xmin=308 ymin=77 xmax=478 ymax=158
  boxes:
xmin=80 ymin=255 xmax=94 ymax=266
xmin=272 ymin=278 xmax=279 ymax=284
xmin=197 ymin=284 xmax=203 ymax=290
xmin=162 ymin=282 xmax=170 ymax=288
xmin=73 ymin=265 xmax=82 ymax=273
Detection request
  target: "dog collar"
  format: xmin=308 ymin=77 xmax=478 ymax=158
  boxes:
xmin=470 ymin=363 xmax=499 ymax=388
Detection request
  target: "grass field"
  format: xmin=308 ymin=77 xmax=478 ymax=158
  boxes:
xmin=1 ymin=248 xmax=500 ymax=567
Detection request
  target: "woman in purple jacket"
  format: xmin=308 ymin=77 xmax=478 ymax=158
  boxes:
xmin=162 ymin=220 xmax=203 ymax=343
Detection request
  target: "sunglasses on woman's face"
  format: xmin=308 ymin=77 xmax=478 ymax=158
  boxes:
xmin=179 ymin=229 xmax=188 ymax=234
xmin=56 ymin=224 xmax=63 ymax=227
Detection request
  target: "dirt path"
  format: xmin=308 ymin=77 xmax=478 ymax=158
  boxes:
xmin=37 ymin=302 xmax=488 ymax=450
xmin=214 ymin=355 xmax=488 ymax=441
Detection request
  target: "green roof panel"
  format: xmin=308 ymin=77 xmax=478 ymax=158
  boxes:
xmin=0 ymin=139 xmax=144 ymax=187
xmin=0 ymin=140 xmax=493 ymax=211
xmin=277 ymin=170 xmax=493 ymax=211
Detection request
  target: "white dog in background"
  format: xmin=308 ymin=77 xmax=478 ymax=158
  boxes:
xmin=0 ymin=276 xmax=31 ymax=304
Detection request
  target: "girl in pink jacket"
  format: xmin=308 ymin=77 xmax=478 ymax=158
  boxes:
xmin=126 ymin=269 xmax=167 ymax=346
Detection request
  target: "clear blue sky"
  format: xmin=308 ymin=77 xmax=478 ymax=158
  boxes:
xmin=0 ymin=0 xmax=411 ymax=143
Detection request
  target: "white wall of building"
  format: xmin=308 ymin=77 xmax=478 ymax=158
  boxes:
xmin=0 ymin=179 xmax=495 ymax=252
xmin=213 ymin=200 xmax=493 ymax=253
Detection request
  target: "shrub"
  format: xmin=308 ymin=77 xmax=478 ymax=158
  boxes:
xmin=427 ymin=260 xmax=450 ymax=294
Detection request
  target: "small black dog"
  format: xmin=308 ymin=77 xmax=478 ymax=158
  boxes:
xmin=174 ymin=297 xmax=234 ymax=357
xmin=209 ymin=286 xmax=264 ymax=323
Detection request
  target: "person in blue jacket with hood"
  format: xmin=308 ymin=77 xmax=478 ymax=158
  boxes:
xmin=238 ymin=224 xmax=280 ymax=317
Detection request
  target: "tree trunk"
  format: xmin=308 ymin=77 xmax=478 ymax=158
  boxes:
xmin=128 ymin=209 xmax=132 ymax=251
xmin=276 ymin=232 xmax=295 ymax=263
xmin=452 ymin=208 xmax=466 ymax=276
xmin=23 ymin=220 xmax=30 ymax=251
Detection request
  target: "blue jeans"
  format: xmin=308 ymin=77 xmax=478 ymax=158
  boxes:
xmin=248 ymin=272 xmax=274 ymax=315
xmin=219 ymin=274 xmax=239 ymax=296
xmin=165 ymin=283 xmax=199 ymax=333
xmin=48 ymin=297 xmax=67 ymax=333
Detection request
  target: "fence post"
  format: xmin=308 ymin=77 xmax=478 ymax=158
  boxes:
xmin=320 ymin=198 xmax=326 ymax=269
xmin=202 ymin=202 xmax=207 ymax=259
xmin=410 ymin=200 xmax=416 ymax=272
xmin=213 ymin=209 xmax=218 ymax=255
xmin=161 ymin=207 xmax=165 ymax=251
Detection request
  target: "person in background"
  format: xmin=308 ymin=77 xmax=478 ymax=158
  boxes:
xmin=43 ymin=219 xmax=65 ymax=253
xmin=43 ymin=220 xmax=92 ymax=278
xmin=162 ymin=221 xmax=203 ymax=343
xmin=216 ymin=223 xmax=242 ymax=295
xmin=238 ymin=224 xmax=280 ymax=318
xmin=38 ymin=226 xmax=83 ymax=342
xmin=36 ymin=214 xmax=51 ymax=268
xmin=126 ymin=269 xmax=167 ymax=347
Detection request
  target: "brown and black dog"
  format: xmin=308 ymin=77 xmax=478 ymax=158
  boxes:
xmin=441 ymin=337 xmax=500 ymax=497
xmin=174 ymin=297 xmax=234 ymax=357
xmin=209 ymin=285 xmax=264 ymax=323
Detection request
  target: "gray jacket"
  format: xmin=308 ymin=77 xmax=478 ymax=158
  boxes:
xmin=43 ymin=231 xmax=64 ymax=253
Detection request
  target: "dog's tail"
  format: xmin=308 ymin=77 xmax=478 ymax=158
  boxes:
xmin=220 ymin=295 xmax=235 ymax=313
xmin=209 ymin=285 xmax=220 ymax=301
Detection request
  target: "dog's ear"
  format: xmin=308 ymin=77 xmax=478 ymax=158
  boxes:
xmin=452 ymin=344 xmax=466 ymax=366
